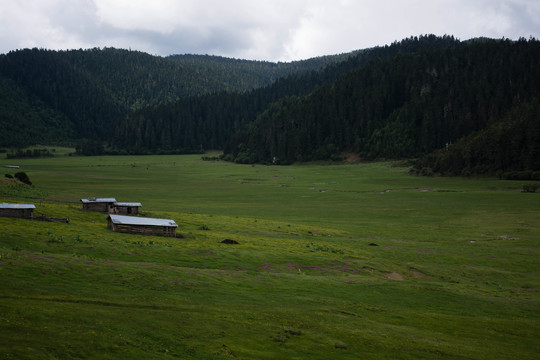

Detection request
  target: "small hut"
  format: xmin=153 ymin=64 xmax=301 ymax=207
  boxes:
xmin=81 ymin=197 xmax=116 ymax=212
xmin=107 ymin=214 xmax=178 ymax=237
xmin=0 ymin=203 xmax=36 ymax=219
xmin=111 ymin=202 xmax=142 ymax=215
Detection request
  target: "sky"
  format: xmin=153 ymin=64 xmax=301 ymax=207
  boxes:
xmin=1 ymin=0 xmax=539 ymax=62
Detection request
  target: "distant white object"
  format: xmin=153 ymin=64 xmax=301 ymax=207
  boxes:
xmin=4 ymin=165 xmax=20 ymax=168
xmin=108 ymin=214 xmax=177 ymax=227
xmin=81 ymin=197 xmax=117 ymax=204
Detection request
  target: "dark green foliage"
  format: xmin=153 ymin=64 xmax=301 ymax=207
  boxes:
xmin=500 ymin=171 xmax=540 ymax=180
xmin=522 ymin=184 xmax=538 ymax=193
xmin=224 ymin=36 xmax=540 ymax=164
xmin=0 ymin=49 xmax=125 ymax=143
xmin=0 ymin=48 xmax=341 ymax=148
xmin=414 ymin=96 xmax=540 ymax=176
xmin=108 ymin=55 xmax=364 ymax=154
xmin=167 ymin=53 xmax=355 ymax=89
xmin=75 ymin=139 xmax=105 ymax=156
xmin=0 ymin=77 xmax=75 ymax=147
xmin=111 ymin=92 xmax=255 ymax=154
xmin=3 ymin=36 xmax=539 ymax=172
xmin=14 ymin=172 xmax=32 ymax=185
xmin=6 ymin=148 xmax=53 ymax=159
xmin=112 ymin=35 xmax=463 ymax=155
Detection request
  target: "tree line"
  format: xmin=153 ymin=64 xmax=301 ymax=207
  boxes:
xmin=0 ymin=47 xmax=345 ymax=148
xmin=222 ymin=37 xmax=540 ymax=171
xmin=110 ymin=35 xmax=465 ymax=155
xmin=412 ymin=96 xmax=540 ymax=177
xmin=2 ymin=36 xmax=539 ymax=177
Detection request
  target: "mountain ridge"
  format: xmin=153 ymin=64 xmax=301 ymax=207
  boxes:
xmin=2 ymin=35 xmax=539 ymax=176
xmin=0 ymin=46 xmax=353 ymax=147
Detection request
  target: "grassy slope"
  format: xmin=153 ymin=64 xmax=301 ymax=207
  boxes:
xmin=0 ymin=154 xmax=539 ymax=359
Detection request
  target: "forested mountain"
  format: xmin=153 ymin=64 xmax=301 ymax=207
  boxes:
xmin=0 ymin=76 xmax=75 ymax=146
xmin=2 ymin=36 xmax=539 ymax=175
xmin=222 ymin=37 xmax=540 ymax=165
xmin=412 ymin=96 xmax=540 ymax=176
xmin=0 ymin=47 xmax=344 ymax=147
xmin=111 ymin=35 xmax=465 ymax=154
xmin=167 ymin=53 xmax=357 ymax=89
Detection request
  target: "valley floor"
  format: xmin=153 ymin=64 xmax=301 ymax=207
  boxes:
xmin=1 ymin=155 xmax=539 ymax=359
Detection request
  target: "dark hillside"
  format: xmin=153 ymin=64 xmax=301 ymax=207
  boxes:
xmin=0 ymin=77 xmax=74 ymax=147
xmin=111 ymin=35 xmax=463 ymax=154
xmin=0 ymin=49 xmax=122 ymax=142
xmin=167 ymin=53 xmax=358 ymax=89
xmin=0 ymin=47 xmax=348 ymax=147
xmin=223 ymin=37 xmax=540 ymax=164
xmin=3 ymin=35 xmax=538 ymax=172
xmin=413 ymin=96 xmax=540 ymax=176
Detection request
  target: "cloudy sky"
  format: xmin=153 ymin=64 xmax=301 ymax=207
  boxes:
xmin=1 ymin=0 xmax=539 ymax=61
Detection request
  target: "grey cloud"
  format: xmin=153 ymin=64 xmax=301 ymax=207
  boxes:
xmin=1 ymin=0 xmax=539 ymax=61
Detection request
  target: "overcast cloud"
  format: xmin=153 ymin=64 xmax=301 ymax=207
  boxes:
xmin=1 ymin=0 xmax=539 ymax=61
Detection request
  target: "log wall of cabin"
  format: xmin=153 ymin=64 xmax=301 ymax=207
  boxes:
xmin=109 ymin=223 xmax=176 ymax=237
xmin=111 ymin=206 xmax=139 ymax=215
xmin=0 ymin=209 xmax=34 ymax=219
xmin=83 ymin=203 xmax=112 ymax=212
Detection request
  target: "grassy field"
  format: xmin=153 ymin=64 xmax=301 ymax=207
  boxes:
xmin=1 ymin=153 xmax=539 ymax=359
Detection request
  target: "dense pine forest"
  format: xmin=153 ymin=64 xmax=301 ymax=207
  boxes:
xmin=412 ymin=96 xmax=540 ymax=177
xmin=0 ymin=47 xmax=342 ymax=147
xmin=111 ymin=35 xmax=465 ymax=154
xmin=2 ymin=35 xmax=539 ymax=175
xmin=222 ymin=37 xmax=540 ymax=167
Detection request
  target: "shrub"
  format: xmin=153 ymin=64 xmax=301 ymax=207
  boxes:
xmin=420 ymin=167 xmax=434 ymax=177
xmin=501 ymin=171 xmax=540 ymax=180
xmin=522 ymin=184 xmax=539 ymax=193
xmin=48 ymin=234 xmax=64 ymax=243
xmin=14 ymin=172 xmax=32 ymax=185
xmin=284 ymin=327 xmax=302 ymax=336
xmin=201 ymin=156 xmax=220 ymax=161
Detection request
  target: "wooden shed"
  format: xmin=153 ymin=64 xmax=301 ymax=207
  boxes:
xmin=0 ymin=203 xmax=36 ymax=219
xmin=107 ymin=214 xmax=178 ymax=237
xmin=111 ymin=202 xmax=142 ymax=215
xmin=81 ymin=197 xmax=116 ymax=212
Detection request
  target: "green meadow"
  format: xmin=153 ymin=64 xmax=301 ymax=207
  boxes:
xmin=1 ymin=153 xmax=539 ymax=359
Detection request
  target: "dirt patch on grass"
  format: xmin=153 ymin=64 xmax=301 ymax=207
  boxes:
xmin=0 ymin=177 xmax=20 ymax=186
xmin=386 ymin=272 xmax=404 ymax=281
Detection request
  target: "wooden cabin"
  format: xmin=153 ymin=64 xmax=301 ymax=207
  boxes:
xmin=81 ymin=197 xmax=116 ymax=212
xmin=107 ymin=214 xmax=178 ymax=237
xmin=0 ymin=203 xmax=35 ymax=219
xmin=111 ymin=202 xmax=142 ymax=215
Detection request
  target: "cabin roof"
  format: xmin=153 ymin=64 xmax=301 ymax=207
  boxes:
xmin=114 ymin=202 xmax=142 ymax=207
xmin=0 ymin=203 xmax=36 ymax=209
xmin=81 ymin=197 xmax=117 ymax=204
xmin=108 ymin=214 xmax=177 ymax=227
